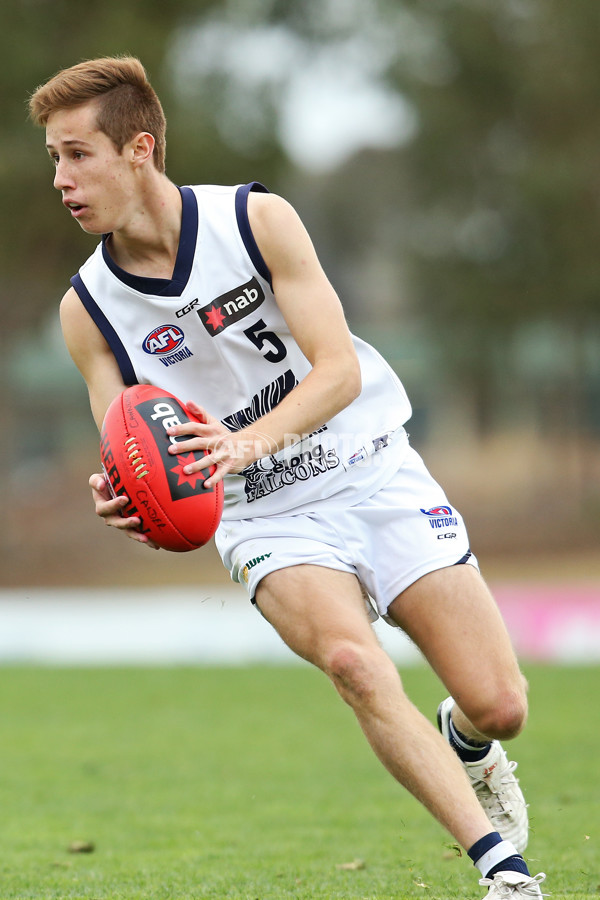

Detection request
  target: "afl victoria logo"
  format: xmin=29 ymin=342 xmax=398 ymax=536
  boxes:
xmin=143 ymin=325 xmax=186 ymax=355
xmin=420 ymin=506 xmax=453 ymax=517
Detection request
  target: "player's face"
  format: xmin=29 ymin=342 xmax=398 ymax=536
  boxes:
xmin=46 ymin=102 xmax=138 ymax=235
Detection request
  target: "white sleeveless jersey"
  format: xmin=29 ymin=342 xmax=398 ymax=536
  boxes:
xmin=72 ymin=183 xmax=412 ymax=520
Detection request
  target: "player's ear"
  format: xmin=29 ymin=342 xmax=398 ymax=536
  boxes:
xmin=129 ymin=132 xmax=155 ymax=167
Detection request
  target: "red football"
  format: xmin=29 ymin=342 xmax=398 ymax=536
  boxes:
xmin=100 ymin=385 xmax=223 ymax=551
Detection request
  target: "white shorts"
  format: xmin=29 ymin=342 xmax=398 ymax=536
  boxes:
xmin=215 ymin=445 xmax=478 ymax=622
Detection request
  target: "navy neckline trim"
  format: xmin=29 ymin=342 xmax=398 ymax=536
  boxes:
xmin=235 ymin=182 xmax=272 ymax=288
xmin=100 ymin=185 xmax=197 ymax=297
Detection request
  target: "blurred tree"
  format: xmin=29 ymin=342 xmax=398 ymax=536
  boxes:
xmin=163 ymin=0 xmax=600 ymax=435
xmin=0 ymin=0 xmax=285 ymax=335
xmin=4 ymin=0 xmax=600 ymax=438
xmin=3 ymin=0 xmax=600 ymax=579
xmin=382 ymin=0 xmax=600 ymax=433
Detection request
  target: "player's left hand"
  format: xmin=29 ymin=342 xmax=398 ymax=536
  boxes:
xmin=166 ymin=400 xmax=273 ymax=488
xmin=89 ymin=472 xmax=161 ymax=549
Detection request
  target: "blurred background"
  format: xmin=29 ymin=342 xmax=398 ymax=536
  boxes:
xmin=1 ymin=0 xmax=599 ymax=660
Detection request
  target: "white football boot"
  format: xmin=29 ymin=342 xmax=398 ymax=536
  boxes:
xmin=479 ymin=871 xmax=547 ymax=898
xmin=438 ymin=697 xmax=529 ymax=853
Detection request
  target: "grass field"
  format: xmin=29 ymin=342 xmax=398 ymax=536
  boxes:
xmin=0 ymin=663 xmax=598 ymax=899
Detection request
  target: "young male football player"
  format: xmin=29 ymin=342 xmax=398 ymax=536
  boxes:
xmin=29 ymin=57 xmax=546 ymax=898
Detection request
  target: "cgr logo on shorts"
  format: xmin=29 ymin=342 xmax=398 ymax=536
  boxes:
xmin=199 ymin=277 xmax=265 ymax=335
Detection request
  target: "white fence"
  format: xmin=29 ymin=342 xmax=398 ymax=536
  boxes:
xmin=0 ymin=584 xmax=599 ymax=665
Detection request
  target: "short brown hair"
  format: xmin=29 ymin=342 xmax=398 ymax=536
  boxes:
xmin=29 ymin=56 xmax=167 ymax=173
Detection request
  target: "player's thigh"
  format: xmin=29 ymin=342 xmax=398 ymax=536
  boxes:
xmin=255 ymin=564 xmax=382 ymax=671
xmin=387 ymin=564 xmax=527 ymax=729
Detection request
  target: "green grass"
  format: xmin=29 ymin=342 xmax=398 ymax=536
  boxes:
xmin=0 ymin=663 xmax=598 ymax=899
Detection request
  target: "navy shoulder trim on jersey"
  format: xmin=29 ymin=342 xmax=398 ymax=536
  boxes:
xmin=235 ymin=182 xmax=272 ymax=288
xmin=99 ymin=185 xmax=198 ymax=297
xmin=455 ymin=549 xmax=473 ymax=566
xmin=70 ymin=273 xmax=138 ymax=386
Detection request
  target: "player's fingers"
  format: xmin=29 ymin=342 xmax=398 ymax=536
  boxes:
xmin=201 ymin=470 xmax=221 ymax=489
xmin=166 ymin=427 xmax=235 ymax=460
xmin=201 ymin=432 xmax=262 ymax=484
xmin=165 ymin=418 xmax=209 ymax=439
xmin=88 ymin=473 xmax=131 ymax=519
xmin=93 ymin=493 xmax=129 ymax=518
xmin=186 ymin=400 xmax=222 ymax=427
xmin=89 ymin=472 xmax=115 ymax=502
xmin=102 ymin=508 xmax=139 ymax=528
xmin=89 ymin=472 xmax=107 ymax=491
xmin=125 ymin=530 xmax=161 ymax=549
xmin=202 ymin=459 xmax=239 ymax=488
xmin=201 ymin=453 xmax=241 ymax=487
xmin=169 ymin=455 xmax=217 ymax=481
xmin=89 ymin=488 xmax=160 ymax=550
xmin=166 ymin=445 xmax=227 ymax=486
xmin=102 ymin=517 xmax=159 ymax=549
xmin=166 ymin=435 xmax=209 ymax=455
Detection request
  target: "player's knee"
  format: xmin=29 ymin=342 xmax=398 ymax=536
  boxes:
xmin=324 ymin=641 xmax=383 ymax=707
xmin=471 ymin=688 xmax=528 ymax=740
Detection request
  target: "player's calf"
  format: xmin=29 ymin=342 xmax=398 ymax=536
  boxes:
xmin=438 ymin=697 xmax=529 ymax=854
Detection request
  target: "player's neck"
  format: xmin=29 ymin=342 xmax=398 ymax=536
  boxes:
xmin=105 ymin=177 xmax=183 ymax=280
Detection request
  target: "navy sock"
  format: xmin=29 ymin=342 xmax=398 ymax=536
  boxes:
xmin=448 ymin=717 xmax=492 ymax=762
xmin=487 ymin=856 xmax=530 ymax=879
xmin=468 ymin=833 xmax=530 ymax=878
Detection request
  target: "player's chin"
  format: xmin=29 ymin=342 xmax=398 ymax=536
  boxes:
xmin=76 ymin=218 xmax=104 ymax=235
xmin=71 ymin=209 xmax=106 ymax=235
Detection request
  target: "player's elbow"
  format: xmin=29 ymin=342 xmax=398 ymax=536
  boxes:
xmin=337 ymin=352 xmax=362 ymax=406
xmin=314 ymin=347 xmax=361 ymax=412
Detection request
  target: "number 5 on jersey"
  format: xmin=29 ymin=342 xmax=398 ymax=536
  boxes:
xmin=243 ymin=318 xmax=287 ymax=363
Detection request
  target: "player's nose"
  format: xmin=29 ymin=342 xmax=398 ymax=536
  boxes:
xmin=53 ymin=159 xmax=75 ymax=191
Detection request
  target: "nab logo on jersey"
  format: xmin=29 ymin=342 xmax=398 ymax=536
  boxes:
xmin=198 ymin=276 xmax=265 ymax=335
xmin=143 ymin=325 xmax=186 ymax=355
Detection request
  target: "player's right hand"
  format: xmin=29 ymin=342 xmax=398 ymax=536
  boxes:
xmin=88 ymin=473 xmax=160 ymax=548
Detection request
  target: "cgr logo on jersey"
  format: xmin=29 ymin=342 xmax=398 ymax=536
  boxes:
xmin=199 ymin=276 xmax=265 ymax=335
xmin=142 ymin=324 xmax=194 ymax=368
xmin=175 ymin=298 xmax=201 ymax=318
xmin=420 ymin=505 xmax=459 ymax=529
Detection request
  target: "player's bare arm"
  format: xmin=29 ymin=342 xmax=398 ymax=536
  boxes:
xmin=167 ymin=193 xmax=362 ymax=487
xmin=250 ymin=191 xmax=362 ymax=412
xmin=60 ymin=287 xmax=126 ymax=427
xmin=60 ymin=287 xmax=158 ymax=545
